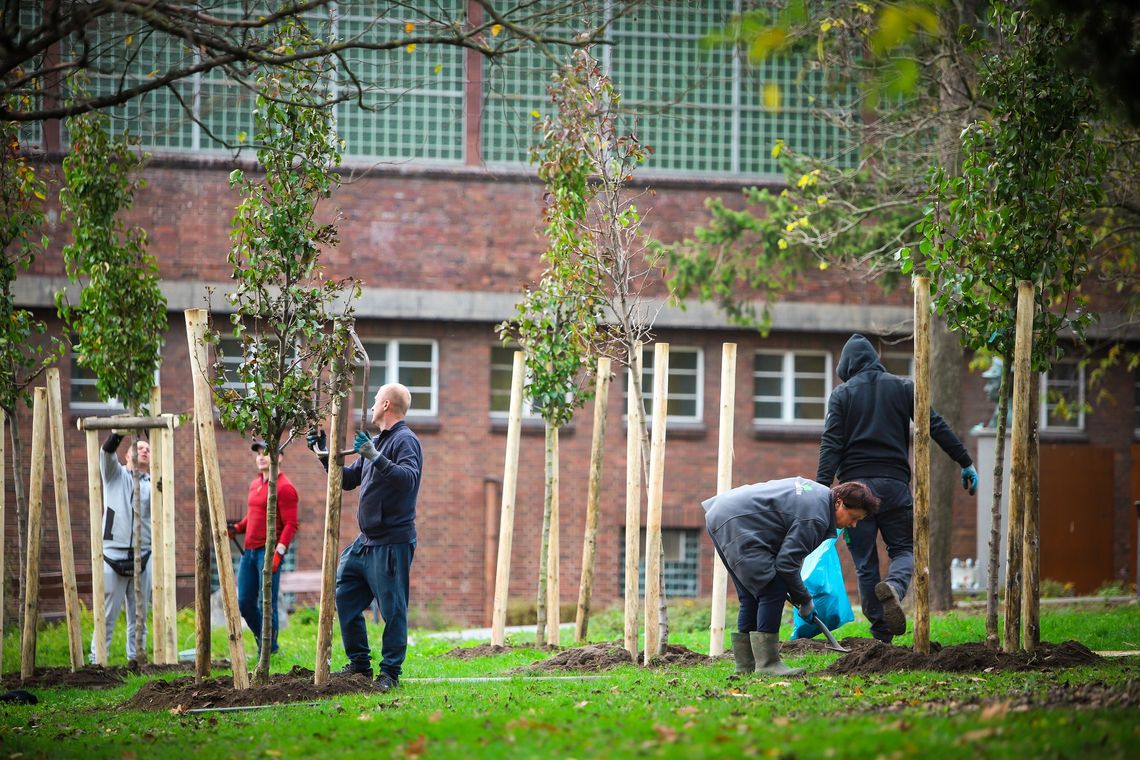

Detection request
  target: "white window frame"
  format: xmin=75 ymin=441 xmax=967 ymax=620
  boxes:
xmin=355 ymin=339 xmax=439 ymax=418
xmin=69 ymin=342 xmax=160 ymax=411
xmin=1039 ymin=359 xmax=1085 ymax=432
xmin=882 ymin=351 xmax=914 ymax=379
xmin=626 ymin=345 xmax=704 ymax=423
xmin=752 ymin=350 xmax=833 ymax=425
xmin=489 ymin=346 xmax=543 ymax=420
xmin=215 ymin=335 xmax=297 ymax=399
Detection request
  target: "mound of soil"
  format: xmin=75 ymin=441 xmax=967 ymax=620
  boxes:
xmin=512 ymin=641 xmax=720 ymax=673
xmin=827 ymin=640 xmax=1100 ymax=675
xmin=781 ymin=637 xmax=876 ymax=655
xmin=2 ymin=662 xmax=211 ymax=690
xmin=124 ymin=666 xmax=381 ymax=711
xmin=443 ymin=644 xmax=514 ymax=659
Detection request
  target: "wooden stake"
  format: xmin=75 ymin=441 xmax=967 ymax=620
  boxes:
xmin=46 ymin=369 xmax=84 ymax=670
xmin=162 ymin=413 xmax=177 ymax=663
xmin=545 ymin=426 xmax=560 ymax=647
xmin=20 ymin=388 xmax=48 ymax=681
xmin=1004 ymin=281 xmax=1035 ymax=653
xmin=709 ymin=343 xmax=736 ymax=657
xmin=575 ymin=357 xmax=612 ymax=643
xmin=85 ymin=429 xmax=107 ymax=666
xmin=0 ymin=409 xmax=6 ymax=675
xmin=490 ymin=351 xmax=525 ymax=647
xmin=643 ymin=343 xmax=669 ymax=665
xmin=77 ymin=415 xmax=177 ymax=431
xmin=623 ymin=343 xmax=644 ymax=661
xmin=149 ymin=387 xmax=167 ymax=664
xmin=314 ymin=383 xmax=347 ymax=686
xmin=912 ymin=278 xmax=932 ymax=654
xmin=184 ymin=308 xmax=249 ymax=689
xmin=194 ymin=423 xmax=211 ymax=683
xmin=482 ymin=477 xmax=499 ymax=627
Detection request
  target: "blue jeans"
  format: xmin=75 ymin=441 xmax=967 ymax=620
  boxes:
xmin=237 ymin=548 xmax=281 ymax=653
xmin=336 ymin=536 xmax=415 ymax=679
xmin=845 ymin=477 xmax=914 ymax=642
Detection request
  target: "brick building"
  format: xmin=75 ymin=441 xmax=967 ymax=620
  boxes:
xmin=7 ymin=2 xmax=1138 ymax=630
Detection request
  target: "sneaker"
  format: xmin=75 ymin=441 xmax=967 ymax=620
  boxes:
xmin=332 ymin=662 xmax=373 ymax=679
xmin=374 ymin=672 xmax=399 ymax=693
xmin=875 ymin=582 xmax=907 ymax=635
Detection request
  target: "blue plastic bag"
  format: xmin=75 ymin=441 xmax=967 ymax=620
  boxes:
xmin=790 ymin=531 xmax=854 ymax=640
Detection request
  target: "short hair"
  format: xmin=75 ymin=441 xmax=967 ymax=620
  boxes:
xmin=833 ymin=481 xmax=881 ymax=514
xmin=381 ymin=383 xmax=411 ymax=417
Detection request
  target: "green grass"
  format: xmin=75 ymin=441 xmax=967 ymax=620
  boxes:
xmin=2 ymin=600 xmax=1139 ymax=758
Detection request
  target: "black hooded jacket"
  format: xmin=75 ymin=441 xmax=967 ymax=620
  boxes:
xmin=816 ymin=334 xmax=972 ymax=486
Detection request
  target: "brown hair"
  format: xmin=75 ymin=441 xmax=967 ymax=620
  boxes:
xmin=833 ymin=481 xmax=881 ymax=515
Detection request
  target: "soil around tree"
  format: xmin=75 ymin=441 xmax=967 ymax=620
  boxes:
xmin=2 ymin=662 xmax=223 ymax=690
xmin=124 ymin=666 xmax=381 ymax=711
xmin=509 ymin=641 xmax=727 ymax=674
xmin=826 ymin=639 xmax=1101 ymax=674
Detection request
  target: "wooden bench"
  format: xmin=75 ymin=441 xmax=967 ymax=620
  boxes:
xmin=279 ymin=570 xmax=323 ymax=595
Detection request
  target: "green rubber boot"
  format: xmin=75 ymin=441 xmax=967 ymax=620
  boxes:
xmin=750 ymin=631 xmax=804 ymax=676
xmin=730 ymin=631 xmax=755 ymax=674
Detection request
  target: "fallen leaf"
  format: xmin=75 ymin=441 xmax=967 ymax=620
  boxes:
xmin=428 ymin=710 xmax=443 ymax=723
xmin=980 ymin=701 xmax=1010 ymax=720
xmin=169 ymin=705 xmax=187 ymax=716
xmin=404 ymin=735 xmax=428 ymax=758
xmin=768 ymin=681 xmax=792 ymax=688
xmin=675 ymin=705 xmax=699 ymax=716
xmin=653 ymin=724 xmax=678 ymax=743
xmin=960 ymin=728 xmax=998 ymax=743
xmin=773 ymin=717 xmax=790 ymax=727
xmin=575 ymin=701 xmax=589 ymax=708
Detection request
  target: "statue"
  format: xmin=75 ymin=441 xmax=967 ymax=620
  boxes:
xmin=972 ymin=357 xmax=1012 ymax=433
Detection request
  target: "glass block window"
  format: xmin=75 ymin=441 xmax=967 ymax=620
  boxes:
xmin=753 ymin=350 xmax=832 ymax=424
xmin=1040 ymin=358 xmax=1084 ymax=431
xmin=626 ymin=345 xmax=703 ymax=422
xmin=882 ymin=352 xmax=914 ymax=379
xmin=489 ymin=346 xmax=542 ymax=419
xmin=336 ymin=4 xmax=466 ymax=162
xmin=619 ymin=527 xmax=699 ymax=598
xmin=353 ymin=339 xmax=438 ymax=417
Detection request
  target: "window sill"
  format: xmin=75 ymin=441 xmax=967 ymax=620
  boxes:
xmin=750 ymin=423 xmax=825 ymax=442
xmin=489 ymin=418 xmax=575 ymax=437
xmin=621 ymin=420 xmax=708 ymax=439
xmin=405 ymin=416 xmax=441 ymax=434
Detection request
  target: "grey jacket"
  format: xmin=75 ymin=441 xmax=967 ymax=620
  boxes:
xmin=100 ymin=448 xmax=151 ymax=556
xmin=702 ymin=477 xmax=834 ymax=606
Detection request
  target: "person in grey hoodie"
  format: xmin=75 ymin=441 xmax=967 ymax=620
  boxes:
xmin=89 ymin=432 xmax=151 ymax=666
xmin=704 ymin=477 xmax=879 ymax=675
xmin=816 ymin=334 xmax=979 ymax=643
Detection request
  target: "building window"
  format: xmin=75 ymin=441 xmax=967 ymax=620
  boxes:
xmin=626 ymin=345 xmax=702 ymax=422
xmin=214 ymin=335 xmax=296 ymax=399
xmin=752 ymin=351 xmax=831 ymax=424
xmin=1040 ymin=359 xmax=1084 ymax=431
xmin=881 ymin=352 xmax=914 ymax=379
xmin=489 ymin=346 xmax=543 ymax=419
xmin=619 ymin=528 xmax=700 ymax=598
xmin=69 ymin=342 xmax=159 ymax=410
xmin=353 ymin=340 xmax=438 ymax=417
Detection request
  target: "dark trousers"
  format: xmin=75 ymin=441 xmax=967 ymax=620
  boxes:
xmin=336 ymin=536 xmax=415 ymax=679
xmin=237 ymin=547 xmax=281 ymax=653
xmin=845 ymin=477 xmax=914 ymax=642
xmin=719 ymin=547 xmax=789 ymax=634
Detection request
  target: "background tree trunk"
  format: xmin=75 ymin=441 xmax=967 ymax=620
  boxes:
xmin=929 ymin=320 xmax=962 ymax=611
xmin=253 ymin=454 xmax=280 ymax=684
xmin=7 ymin=418 xmax=28 ymax=639
xmin=985 ymin=356 xmax=1012 ymax=648
xmin=535 ymin=423 xmax=555 ymax=646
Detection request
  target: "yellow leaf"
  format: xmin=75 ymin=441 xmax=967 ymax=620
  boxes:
xmin=405 ymin=43 xmax=416 ymax=54
xmin=434 ymin=64 xmax=443 ymax=74
xmin=819 ymin=261 xmax=829 ymax=271
xmin=530 ymin=110 xmax=541 ymax=118
xmin=817 ymin=195 xmax=828 ymax=205
xmin=404 ymin=22 xmax=415 ymax=33
xmin=762 ymin=82 xmax=781 ymax=111
xmin=778 ymin=239 xmax=789 ymax=250
xmin=491 ymin=24 xmax=503 ymax=37
xmin=771 ymin=139 xmax=785 ymax=158
xmin=125 ymin=34 xmax=134 ymax=46
xmin=820 ymin=20 xmax=832 ymax=33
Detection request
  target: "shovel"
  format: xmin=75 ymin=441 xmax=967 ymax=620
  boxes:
xmin=810 ymin=613 xmax=850 ymax=653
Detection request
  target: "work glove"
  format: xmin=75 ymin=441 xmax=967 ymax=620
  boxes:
xmin=306 ymin=429 xmax=327 ymax=454
xmin=961 ymin=465 xmax=979 ymax=496
xmin=226 ymin=519 xmax=243 ymax=540
xmin=796 ymin=599 xmax=815 ymax=622
xmin=102 ymin=432 xmax=125 ymax=453
xmin=353 ymin=430 xmax=378 ymax=461
xmin=272 ymin=549 xmax=284 ymax=574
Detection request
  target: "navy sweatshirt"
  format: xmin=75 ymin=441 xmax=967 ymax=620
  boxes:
xmin=339 ymin=420 xmax=423 ymax=545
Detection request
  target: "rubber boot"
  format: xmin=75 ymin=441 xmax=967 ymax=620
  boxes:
xmin=750 ymin=631 xmax=804 ymax=676
xmin=730 ymin=632 xmax=755 ymax=674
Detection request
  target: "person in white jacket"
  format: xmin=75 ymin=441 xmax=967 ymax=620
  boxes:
xmin=89 ymin=432 xmax=151 ymax=667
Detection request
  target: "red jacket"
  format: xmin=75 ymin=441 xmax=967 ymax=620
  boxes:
xmin=236 ymin=471 xmax=299 ymax=550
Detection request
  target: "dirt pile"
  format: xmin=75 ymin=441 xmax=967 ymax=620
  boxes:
xmin=124 ymin=666 xmax=380 ymax=711
xmin=2 ymin=662 xmax=206 ymax=690
xmin=512 ymin=641 xmax=721 ymax=673
xmin=827 ymin=640 xmax=1101 ymax=675
xmin=443 ymin=644 xmax=515 ymax=659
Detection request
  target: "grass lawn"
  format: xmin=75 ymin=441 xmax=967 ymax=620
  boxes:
xmin=2 ymin=599 xmax=1138 ymax=758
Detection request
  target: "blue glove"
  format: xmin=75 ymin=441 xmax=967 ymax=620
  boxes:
xmin=353 ymin=430 xmax=378 ymax=461
xmin=796 ymin=599 xmax=815 ymax=621
xmin=961 ymin=465 xmax=979 ymax=495
xmin=306 ymin=429 xmax=327 ymax=453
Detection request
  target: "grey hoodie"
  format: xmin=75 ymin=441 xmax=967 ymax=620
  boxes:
xmin=100 ymin=447 xmax=151 ymax=556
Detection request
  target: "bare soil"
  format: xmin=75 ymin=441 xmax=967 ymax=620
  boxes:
xmin=510 ymin=641 xmax=725 ymax=673
xmin=124 ymin=666 xmax=381 ymax=711
xmin=826 ymin=639 xmax=1101 ymax=674
xmin=2 ymin=662 xmax=216 ymax=690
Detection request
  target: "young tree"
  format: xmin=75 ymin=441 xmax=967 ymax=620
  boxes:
xmin=1 ymin=98 xmax=61 ymax=634
xmin=211 ymin=20 xmax=359 ymax=685
xmin=901 ymin=3 xmax=1106 ymax=650
xmin=56 ymin=100 xmax=167 ymax=663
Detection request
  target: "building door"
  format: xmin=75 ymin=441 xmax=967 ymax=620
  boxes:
xmin=1039 ymin=444 xmax=1114 ymax=593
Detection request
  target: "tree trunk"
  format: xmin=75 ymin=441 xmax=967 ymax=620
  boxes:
xmin=985 ymin=355 xmax=1011 ymax=649
xmin=194 ymin=425 xmax=211 ymax=684
xmin=1022 ymin=379 xmax=1041 ymax=651
xmin=535 ymin=422 xmax=554 ymax=646
xmin=7 ymin=412 xmax=29 ymax=638
xmin=928 ymin=321 xmax=962 ymax=611
xmin=253 ymin=452 xmax=280 ymax=684
xmin=575 ymin=358 xmax=611 ymax=643
xmin=131 ymin=452 xmax=145 ymax=665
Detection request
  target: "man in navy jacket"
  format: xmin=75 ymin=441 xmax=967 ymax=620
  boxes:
xmin=308 ymin=382 xmax=423 ymax=692
xmin=817 ymin=334 xmax=978 ymax=643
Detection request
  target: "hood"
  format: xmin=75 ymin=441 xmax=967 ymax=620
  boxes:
xmin=837 ymin=334 xmax=886 ymax=381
